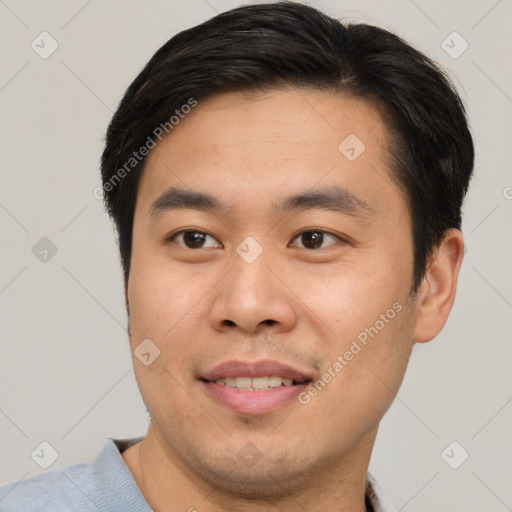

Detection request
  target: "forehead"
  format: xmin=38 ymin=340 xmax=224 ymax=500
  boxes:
xmin=150 ymin=88 xmax=387 ymax=157
xmin=137 ymin=88 xmax=403 ymax=217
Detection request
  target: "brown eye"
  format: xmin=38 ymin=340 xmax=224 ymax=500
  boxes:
xmin=170 ymin=230 xmax=221 ymax=249
xmin=291 ymin=230 xmax=340 ymax=249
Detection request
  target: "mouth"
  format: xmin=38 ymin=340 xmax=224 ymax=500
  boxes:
xmin=199 ymin=359 xmax=314 ymax=415
xmin=209 ymin=375 xmax=310 ymax=390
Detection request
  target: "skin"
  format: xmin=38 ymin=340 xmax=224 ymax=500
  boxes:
xmin=121 ymin=88 xmax=464 ymax=511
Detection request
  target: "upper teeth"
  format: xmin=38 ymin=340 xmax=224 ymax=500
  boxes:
xmin=215 ymin=376 xmax=294 ymax=390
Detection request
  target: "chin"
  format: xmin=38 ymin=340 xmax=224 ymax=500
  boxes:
xmin=177 ymin=435 xmax=331 ymax=500
xmin=196 ymin=456 xmax=313 ymax=501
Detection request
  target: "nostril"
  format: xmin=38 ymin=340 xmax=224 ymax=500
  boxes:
xmin=263 ymin=319 xmax=276 ymax=326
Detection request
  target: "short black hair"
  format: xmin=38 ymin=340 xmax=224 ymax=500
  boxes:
xmin=101 ymin=1 xmax=474 ymax=292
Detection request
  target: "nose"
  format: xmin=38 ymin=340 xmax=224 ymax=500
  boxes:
xmin=208 ymin=248 xmax=298 ymax=335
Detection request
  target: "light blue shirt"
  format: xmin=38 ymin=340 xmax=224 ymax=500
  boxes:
xmin=0 ymin=437 xmax=396 ymax=511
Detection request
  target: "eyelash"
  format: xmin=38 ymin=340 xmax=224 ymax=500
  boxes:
xmin=166 ymin=229 xmax=346 ymax=250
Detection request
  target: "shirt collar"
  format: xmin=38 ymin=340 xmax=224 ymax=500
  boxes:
xmin=96 ymin=437 xmax=151 ymax=511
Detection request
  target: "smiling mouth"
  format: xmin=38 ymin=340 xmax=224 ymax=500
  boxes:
xmin=205 ymin=376 xmax=311 ymax=390
xmin=199 ymin=358 xmax=315 ymax=414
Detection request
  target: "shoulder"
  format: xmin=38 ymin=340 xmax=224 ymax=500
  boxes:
xmin=0 ymin=437 xmax=146 ymax=512
xmin=0 ymin=461 xmax=97 ymax=512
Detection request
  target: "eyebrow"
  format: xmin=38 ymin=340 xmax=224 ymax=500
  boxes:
xmin=149 ymin=185 xmax=375 ymax=219
xmin=150 ymin=187 xmax=227 ymax=216
xmin=274 ymin=186 xmax=374 ymax=218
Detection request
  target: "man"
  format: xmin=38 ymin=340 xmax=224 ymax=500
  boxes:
xmin=0 ymin=2 xmax=473 ymax=511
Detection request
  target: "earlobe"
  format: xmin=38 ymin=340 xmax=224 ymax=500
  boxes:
xmin=413 ymin=229 xmax=465 ymax=343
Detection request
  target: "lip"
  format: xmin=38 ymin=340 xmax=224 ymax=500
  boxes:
xmin=200 ymin=359 xmax=313 ymax=382
xmin=202 ymin=381 xmax=310 ymax=415
xmin=199 ymin=359 xmax=314 ymax=416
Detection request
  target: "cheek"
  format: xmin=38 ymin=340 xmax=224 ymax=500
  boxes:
xmin=127 ymin=246 xmax=211 ymax=339
xmin=302 ymin=302 xmax=414 ymax=444
xmin=127 ymin=255 xmax=202 ymax=406
xmin=299 ymin=259 xmax=408 ymax=336
xmin=298 ymin=257 xmax=415 ymax=397
xmin=127 ymin=251 xmax=217 ymax=403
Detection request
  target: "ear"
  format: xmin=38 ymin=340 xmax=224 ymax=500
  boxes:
xmin=413 ymin=229 xmax=465 ymax=343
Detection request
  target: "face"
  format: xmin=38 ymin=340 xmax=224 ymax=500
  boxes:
xmin=127 ymin=88 xmax=418 ymax=495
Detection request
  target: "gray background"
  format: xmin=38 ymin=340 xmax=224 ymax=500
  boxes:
xmin=1 ymin=0 xmax=511 ymax=510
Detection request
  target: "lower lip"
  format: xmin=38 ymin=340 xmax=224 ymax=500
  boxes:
xmin=202 ymin=381 xmax=309 ymax=415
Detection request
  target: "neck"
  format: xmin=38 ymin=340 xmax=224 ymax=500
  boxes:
xmin=122 ymin=422 xmax=377 ymax=512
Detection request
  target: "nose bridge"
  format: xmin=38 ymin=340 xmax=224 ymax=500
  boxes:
xmin=232 ymin=246 xmax=272 ymax=302
xmin=229 ymin=239 xmax=277 ymax=311
xmin=209 ymin=238 xmax=296 ymax=333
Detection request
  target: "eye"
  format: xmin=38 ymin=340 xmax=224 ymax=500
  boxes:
xmin=168 ymin=230 xmax=222 ymax=249
xmin=289 ymin=230 xmax=342 ymax=250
